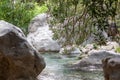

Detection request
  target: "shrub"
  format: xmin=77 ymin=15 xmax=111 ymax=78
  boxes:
xmin=0 ymin=0 xmax=48 ymax=34
xmin=93 ymin=43 xmax=98 ymax=49
xmin=116 ymin=47 xmax=120 ymax=53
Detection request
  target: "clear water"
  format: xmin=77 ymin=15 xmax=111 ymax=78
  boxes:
xmin=38 ymin=53 xmax=104 ymax=80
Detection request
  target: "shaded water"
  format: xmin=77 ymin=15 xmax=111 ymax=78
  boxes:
xmin=38 ymin=53 xmax=104 ymax=80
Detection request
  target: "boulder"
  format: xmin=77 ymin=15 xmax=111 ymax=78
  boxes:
xmin=28 ymin=13 xmax=49 ymax=33
xmin=102 ymin=57 xmax=120 ymax=80
xmin=27 ymin=13 xmax=61 ymax=52
xmin=65 ymin=50 xmax=120 ymax=71
xmin=0 ymin=20 xmax=45 ymax=80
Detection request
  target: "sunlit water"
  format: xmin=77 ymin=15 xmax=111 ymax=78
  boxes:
xmin=38 ymin=53 xmax=104 ymax=80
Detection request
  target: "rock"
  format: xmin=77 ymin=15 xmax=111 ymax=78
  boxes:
xmin=27 ymin=13 xmax=61 ymax=52
xmin=65 ymin=50 xmax=120 ymax=71
xmin=102 ymin=30 xmax=108 ymax=39
xmin=85 ymin=44 xmax=94 ymax=50
xmin=59 ymin=45 xmax=81 ymax=57
xmin=81 ymin=34 xmax=95 ymax=46
xmin=28 ymin=13 xmax=49 ymax=33
xmin=81 ymin=41 xmax=120 ymax=54
xmin=71 ymin=47 xmax=81 ymax=54
xmin=106 ymin=41 xmax=120 ymax=49
xmin=82 ymin=30 xmax=108 ymax=46
xmin=99 ymin=41 xmax=120 ymax=51
xmin=102 ymin=57 xmax=120 ymax=80
xmin=99 ymin=45 xmax=113 ymax=51
xmin=0 ymin=20 xmax=45 ymax=80
xmin=80 ymin=44 xmax=94 ymax=54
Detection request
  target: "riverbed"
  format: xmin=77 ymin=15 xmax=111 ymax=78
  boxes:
xmin=38 ymin=53 xmax=104 ymax=80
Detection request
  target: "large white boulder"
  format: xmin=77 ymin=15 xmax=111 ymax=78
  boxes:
xmin=27 ymin=13 xmax=61 ymax=52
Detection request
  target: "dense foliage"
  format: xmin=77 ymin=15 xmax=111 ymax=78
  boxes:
xmin=83 ymin=0 xmax=119 ymax=45
xmin=0 ymin=0 xmax=119 ymax=44
xmin=48 ymin=0 xmax=120 ymax=45
xmin=0 ymin=0 xmax=48 ymax=33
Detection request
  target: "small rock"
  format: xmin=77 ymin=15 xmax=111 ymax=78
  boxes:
xmin=59 ymin=45 xmax=81 ymax=57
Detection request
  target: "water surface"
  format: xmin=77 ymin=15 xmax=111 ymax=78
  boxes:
xmin=38 ymin=53 xmax=104 ymax=80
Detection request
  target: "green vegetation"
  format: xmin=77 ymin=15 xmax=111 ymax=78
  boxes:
xmin=0 ymin=0 xmax=48 ymax=33
xmin=116 ymin=47 xmax=120 ymax=53
xmin=0 ymin=0 xmax=119 ymax=45
xmin=93 ymin=43 xmax=98 ymax=49
xmin=48 ymin=0 xmax=120 ymax=45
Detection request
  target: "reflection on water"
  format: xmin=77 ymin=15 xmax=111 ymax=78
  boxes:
xmin=38 ymin=53 xmax=104 ymax=80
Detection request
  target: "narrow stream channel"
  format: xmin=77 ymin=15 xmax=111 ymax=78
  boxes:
xmin=38 ymin=53 xmax=104 ymax=80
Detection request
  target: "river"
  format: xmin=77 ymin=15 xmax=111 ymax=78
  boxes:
xmin=38 ymin=53 xmax=104 ymax=80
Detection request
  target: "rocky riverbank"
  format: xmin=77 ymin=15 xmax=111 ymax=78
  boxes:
xmin=27 ymin=13 xmax=120 ymax=72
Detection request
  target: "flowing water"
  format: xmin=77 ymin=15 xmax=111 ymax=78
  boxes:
xmin=38 ymin=53 xmax=104 ymax=80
